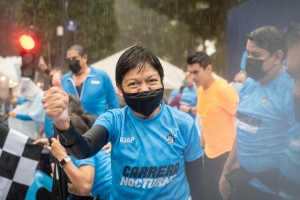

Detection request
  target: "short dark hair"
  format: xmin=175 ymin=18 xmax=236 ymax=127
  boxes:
xmin=67 ymin=44 xmax=86 ymax=57
xmin=70 ymin=115 xmax=92 ymax=135
xmin=247 ymin=26 xmax=287 ymax=60
xmin=285 ymin=23 xmax=300 ymax=48
xmin=187 ymin=52 xmax=212 ymax=69
xmin=68 ymin=94 xmax=83 ymax=116
xmin=68 ymin=93 xmax=93 ymax=135
xmin=115 ymin=46 xmax=164 ymax=87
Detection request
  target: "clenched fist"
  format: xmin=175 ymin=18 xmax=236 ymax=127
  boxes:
xmin=42 ymin=73 xmax=70 ymax=131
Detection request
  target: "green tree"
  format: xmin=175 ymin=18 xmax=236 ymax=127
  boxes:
xmin=65 ymin=0 xmax=117 ymax=64
xmin=16 ymin=0 xmax=117 ymax=69
xmin=0 ymin=0 xmax=247 ymax=78
xmin=0 ymin=0 xmax=19 ymax=57
xmin=132 ymin=0 xmax=248 ymax=77
xmin=114 ymin=0 xmax=194 ymax=69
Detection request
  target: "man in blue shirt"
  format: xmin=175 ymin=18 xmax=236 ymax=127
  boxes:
xmin=61 ymin=45 xmax=119 ymax=117
xmin=279 ymin=22 xmax=300 ymax=200
xmin=219 ymin=26 xmax=299 ymax=200
xmin=179 ymin=71 xmax=197 ymax=119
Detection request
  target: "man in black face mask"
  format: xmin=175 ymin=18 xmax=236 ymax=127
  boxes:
xmin=219 ymin=26 xmax=300 ymax=200
xmin=61 ymin=45 xmax=119 ymax=118
xmin=38 ymin=45 xmax=119 ymax=118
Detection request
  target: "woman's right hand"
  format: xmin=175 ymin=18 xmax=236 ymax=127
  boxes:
xmin=33 ymin=138 xmax=50 ymax=149
xmin=42 ymin=73 xmax=70 ymax=131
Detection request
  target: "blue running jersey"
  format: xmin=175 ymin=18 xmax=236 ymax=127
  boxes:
xmin=168 ymin=88 xmax=180 ymax=102
xmin=72 ymin=150 xmax=112 ymax=200
xmin=61 ymin=67 xmax=119 ymax=116
xmin=236 ymin=71 xmax=297 ymax=193
xmin=180 ymin=87 xmax=197 ymax=119
xmin=94 ymin=101 xmax=203 ymax=200
xmin=279 ymin=124 xmax=300 ymax=200
xmin=44 ymin=115 xmax=54 ymax=138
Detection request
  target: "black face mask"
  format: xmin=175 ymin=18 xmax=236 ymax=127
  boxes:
xmin=123 ymin=88 xmax=164 ymax=117
xmin=245 ymin=56 xmax=275 ymax=81
xmin=294 ymin=97 xmax=300 ymax=123
xmin=69 ymin=60 xmax=82 ymax=74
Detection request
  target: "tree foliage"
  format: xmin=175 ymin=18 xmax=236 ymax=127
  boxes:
xmin=132 ymin=0 xmax=248 ymax=77
xmin=0 ymin=0 xmax=19 ymax=57
xmin=64 ymin=0 xmax=117 ymax=64
xmin=114 ymin=0 xmax=194 ymax=69
xmin=15 ymin=0 xmax=117 ymax=68
xmin=0 ymin=0 xmax=247 ymax=78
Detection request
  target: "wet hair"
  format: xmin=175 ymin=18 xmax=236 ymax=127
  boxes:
xmin=285 ymin=23 xmax=300 ymax=48
xmin=68 ymin=94 xmax=84 ymax=116
xmin=247 ymin=26 xmax=287 ymax=60
xmin=186 ymin=52 xmax=212 ymax=70
xmin=68 ymin=94 xmax=93 ymax=135
xmin=115 ymin=46 xmax=164 ymax=87
xmin=70 ymin=115 xmax=92 ymax=135
xmin=67 ymin=44 xmax=86 ymax=57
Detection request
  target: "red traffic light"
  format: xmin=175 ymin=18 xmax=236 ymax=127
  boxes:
xmin=19 ymin=34 xmax=35 ymax=50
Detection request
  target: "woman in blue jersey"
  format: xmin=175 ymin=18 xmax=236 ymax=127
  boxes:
xmin=51 ymin=94 xmax=112 ymax=200
xmin=43 ymin=46 xmax=206 ymax=200
xmin=35 ymin=94 xmax=112 ymax=200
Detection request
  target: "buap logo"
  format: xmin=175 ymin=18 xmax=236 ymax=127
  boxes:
xmin=120 ymin=137 xmax=135 ymax=143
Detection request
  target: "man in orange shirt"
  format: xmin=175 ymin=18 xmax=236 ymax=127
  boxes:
xmin=184 ymin=52 xmax=239 ymax=200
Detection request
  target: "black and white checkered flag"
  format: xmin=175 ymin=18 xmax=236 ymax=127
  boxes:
xmin=0 ymin=124 xmax=43 ymax=200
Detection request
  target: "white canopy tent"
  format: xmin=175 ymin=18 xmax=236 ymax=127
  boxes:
xmin=91 ymin=47 xmax=225 ymax=90
xmin=0 ymin=56 xmax=22 ymax=98
xmin=0 ymin=56 xmax=22 ymax=83
xmin=91 ymin=48 xmax=186 ymax=90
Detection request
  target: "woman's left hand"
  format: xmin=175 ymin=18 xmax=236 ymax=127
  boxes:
xmin=50 ymin=137 xmax=67 ymax=161
xmin=33 ymin=138 xmax=50 ymax=149
xmin=8 ymin=111 xmax=16 ymax=117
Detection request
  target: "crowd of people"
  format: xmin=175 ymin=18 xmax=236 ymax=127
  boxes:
xmin=1 ymin=23 xmax=300 ymax=200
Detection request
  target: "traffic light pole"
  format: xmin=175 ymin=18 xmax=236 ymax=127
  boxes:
xmin=47 ymin=42 xmax=51 ymax=68
xmin=61 ymin=0 xmax=66 ymax=73
xmin=19 ymin=26 xmax=38 ymax=81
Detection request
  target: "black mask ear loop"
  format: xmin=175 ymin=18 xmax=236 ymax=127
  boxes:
xmin=265 ymin=53 xmax=277 ymax=73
